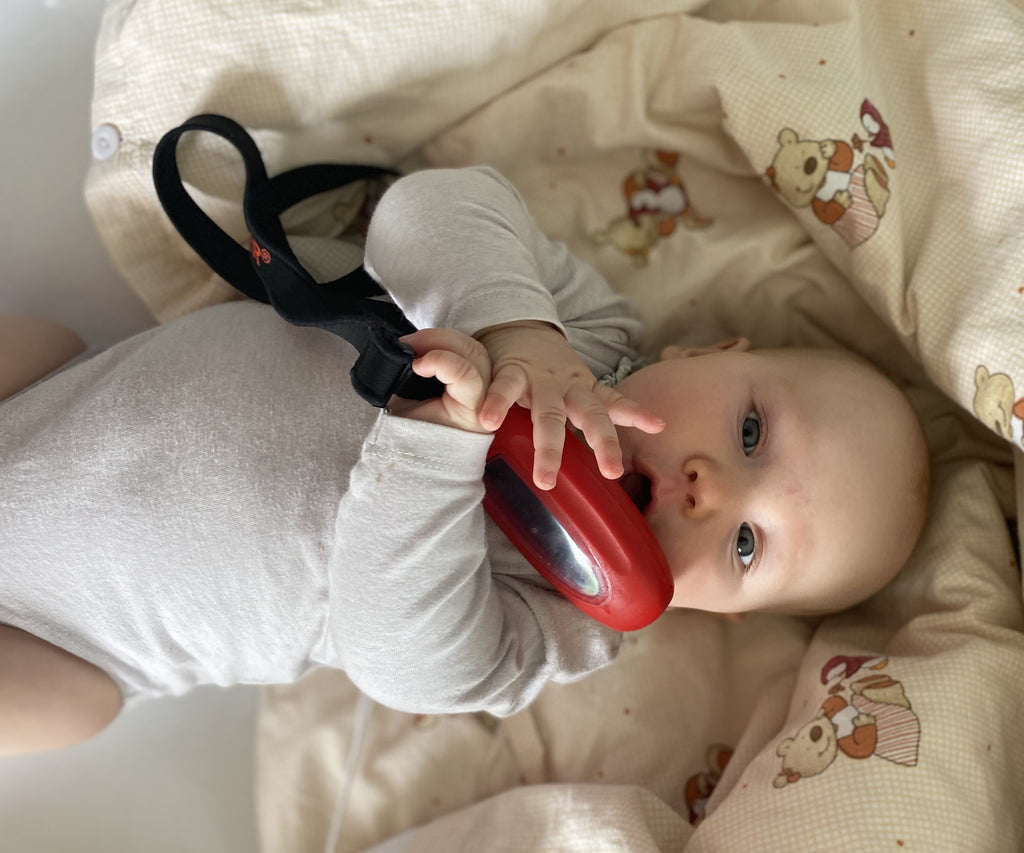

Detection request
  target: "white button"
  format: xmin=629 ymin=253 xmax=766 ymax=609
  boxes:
xmin=91 ymin=124 xmax=122 ymax=161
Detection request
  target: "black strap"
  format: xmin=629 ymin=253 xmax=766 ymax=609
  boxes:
xmin=152 ymin=113 xmax=442 ymax=407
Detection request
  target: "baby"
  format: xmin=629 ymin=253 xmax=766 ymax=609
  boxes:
xmin=0 ymin=167 xmax=928 ymax=756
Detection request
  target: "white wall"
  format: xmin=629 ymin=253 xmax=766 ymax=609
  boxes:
xmin=0 ymin=0 xmax=154 ymax=346
xmin=0 ymin=2 xmax=260 ymax=850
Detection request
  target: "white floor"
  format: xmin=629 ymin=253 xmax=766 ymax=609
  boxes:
xmin=0 ymin=2 xmax=260 ymax=851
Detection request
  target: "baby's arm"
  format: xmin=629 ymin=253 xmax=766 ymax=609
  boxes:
xmin=0 ymin=316 xmax=86 ymax=401
xmin=329 ymin=407 xmax=619 ymax=716
xmin=365 ymin=166 xmax=663 ymax=488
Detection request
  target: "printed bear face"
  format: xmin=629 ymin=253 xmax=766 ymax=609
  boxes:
xmin=766 ymin=128 xmax=837 ymax=208
xmin=774 ymin=709 xmax=838 ymax=785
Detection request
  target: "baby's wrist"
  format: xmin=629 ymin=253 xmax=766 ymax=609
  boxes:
xmin=475 ymin=318 xmax=562 ymax=341
xmin=387 ymin=398 xmax=494 ymax=435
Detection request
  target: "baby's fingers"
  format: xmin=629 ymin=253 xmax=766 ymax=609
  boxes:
xmin=528 ymin=395 xmax=570 ymax=490
xmin=603 ymin=392 xmax=666 ymax=435
xmin=410 ymin=349 xmax=487 ymax=410
xmin=399 ymin=328 xmax=491 ymax=415
xmin=568 ymin=388 xmax=666 ymax=481
xmin=565 ymin=389 xmax=626 ymax=480
xmin=478 ymin=364 xmax=528 ymax=432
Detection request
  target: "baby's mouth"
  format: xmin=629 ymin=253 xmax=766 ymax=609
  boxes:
xmin=619 ymin=471 xmax=653 ymax=515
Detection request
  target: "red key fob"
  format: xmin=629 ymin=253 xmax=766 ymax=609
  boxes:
xmin=483 ymin=405 xmax=672 ymax=631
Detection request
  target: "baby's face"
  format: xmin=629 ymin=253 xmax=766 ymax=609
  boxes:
xmin=615 ymin=345 xmax=928 ymax=616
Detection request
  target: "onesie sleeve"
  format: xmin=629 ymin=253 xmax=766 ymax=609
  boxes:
xmin=327 ymin=411 xmax=621 ymax=716
xmin=363 ymin=166 xmax=644 ymax=377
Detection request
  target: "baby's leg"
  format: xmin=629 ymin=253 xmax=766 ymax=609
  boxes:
xmin=0 ymin=316 xmax=86 ymax=401
xmin=0 ymin=624 xmax=123 ymax=756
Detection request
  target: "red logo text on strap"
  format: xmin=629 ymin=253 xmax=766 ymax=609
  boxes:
xmin=250 ymin=236 xmax=271 ymax=266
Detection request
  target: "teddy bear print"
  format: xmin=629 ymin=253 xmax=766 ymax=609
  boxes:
xmin=765 ymin=98 xmax=896 ymax=250
xmin=773 ymin=656 xmax=920 ymax=788
xmin=973 ymin=364 xmax=1024 ymax=447
xmin=593 ymin=148 xmax=710 ymax=266
xmin=766 ymin=127 xmax=891 ymax=249
xmin=773 ymin=695 xmax=877 ymax=787
xmin=683 ymin=743 xmax=733 ymax=825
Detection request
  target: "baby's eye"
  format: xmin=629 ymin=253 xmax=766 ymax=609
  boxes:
xmin=741 ymin=411 xmax=761 ymax=456
xmin=736 ymin=523 xmax=756 ymax=569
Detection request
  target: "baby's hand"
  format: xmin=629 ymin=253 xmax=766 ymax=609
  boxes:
xmin=388 ymin=328 xmax=494 ymax=434
xmin=475 ymin=320 xmax=665 ymax=489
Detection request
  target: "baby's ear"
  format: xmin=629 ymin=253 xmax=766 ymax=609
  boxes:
xmin=660 ymin=338 xmax=750 ymax=361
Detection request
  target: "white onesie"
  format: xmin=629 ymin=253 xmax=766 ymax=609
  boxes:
xmin=0 ymin=167 xmax=644 ymax=716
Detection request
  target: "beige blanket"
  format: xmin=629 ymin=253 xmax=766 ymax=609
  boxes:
xmin=86 ymin=1 xmax=1024 ymax=850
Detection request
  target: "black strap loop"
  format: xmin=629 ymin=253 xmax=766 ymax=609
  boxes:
xmin=152 ymin=113 xmax=442 ymax=407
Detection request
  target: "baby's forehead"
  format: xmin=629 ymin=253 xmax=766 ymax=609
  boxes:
xmin=765 ymin=359 xmax=924 ymax=611
xmin=753 ymin=347 xmax=874 ymax=381
xmin=751 ymin=348 xmax=899 ymax=422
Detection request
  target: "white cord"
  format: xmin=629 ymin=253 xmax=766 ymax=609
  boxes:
xmin=323 ymin=690 xmax=376 ymax=853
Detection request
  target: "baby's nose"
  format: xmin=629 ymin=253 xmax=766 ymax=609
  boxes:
xmin=681 ymin=458 xmax=728 ymax=517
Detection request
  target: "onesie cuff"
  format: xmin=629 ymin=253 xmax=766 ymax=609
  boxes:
xmin=364 ymin=410 xmax=495 ymax=476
